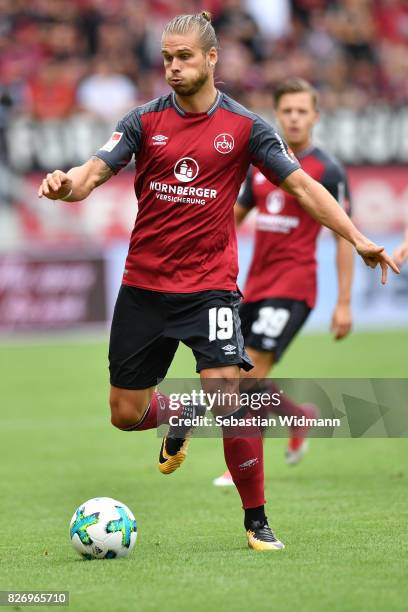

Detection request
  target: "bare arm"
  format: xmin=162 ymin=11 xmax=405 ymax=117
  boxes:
xmin=281 ymin=169 xmax=399 ymax=283
xmin=331 ymin=235 xmax=354 ymax=340
xmin=38 ymin=157 xmax=114 ymax=202
xmin=234 ymin=202 xmax=250 ymax=227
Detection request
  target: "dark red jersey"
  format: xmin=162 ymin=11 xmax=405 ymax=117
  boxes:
xmin=239 ymin=145 xmax=351 ymax=308
xmin=95 ymin=91 xmax=299 ymax=293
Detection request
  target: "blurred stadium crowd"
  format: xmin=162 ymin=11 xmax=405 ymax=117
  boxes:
xmin=1 ymin=0 xmax=408 ymax=125
xmin=0 ymin=0 xmax=406 ymax=334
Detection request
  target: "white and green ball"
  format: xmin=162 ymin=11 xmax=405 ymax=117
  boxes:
xmin=69 ymin=497 xmax=137 ymax=559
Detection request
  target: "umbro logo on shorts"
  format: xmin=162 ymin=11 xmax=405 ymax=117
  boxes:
xmin=222 ymin=344 xmax=236 ymax=355
xmin=262 ymin=338 xmax=276 ymax=350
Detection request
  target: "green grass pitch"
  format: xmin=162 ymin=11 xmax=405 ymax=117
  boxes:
xmin=1 ymin=330 xmax=408 ymax=611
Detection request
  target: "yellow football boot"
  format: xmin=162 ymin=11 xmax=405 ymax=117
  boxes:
xmin=246 ymin=521 xmax=285 ymax=551
xmin=158 ymin=436 xmax=190 ymax=475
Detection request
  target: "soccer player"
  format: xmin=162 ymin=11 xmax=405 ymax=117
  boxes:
xmin=38 ymin=12 xmax=398 ymax=551
xmin=214 ymin=77 xmax=355 ymax=486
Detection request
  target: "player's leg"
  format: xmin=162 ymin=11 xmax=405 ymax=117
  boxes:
xmin=213 ymin=298 xmax=316 ymax=486
xmin=179 ymin=293 xmax=258 ymax=500
xmin=110 ymin=386 xmax=183 ymax=430
xmin=110 ymin=383 xmax=197 ymax=471
xmin=158 ymin=290 xmax=251 ymax=480
xmin=243 ymin=298 xmax=318 ymax=464
xmin=243 ymin=346 xmax=318 ymax=464
xmin=173 ymin=289 xmax=283 ymax=550
xmin=108 ymin=285 xmax=194 ymax=471
xmin=110 ymin=386 xmax=155 ymax=429
xmin=213 ymin=343 xmax=273 ymax=487
xmin=200 ymin=366 xmax=284 ymax=550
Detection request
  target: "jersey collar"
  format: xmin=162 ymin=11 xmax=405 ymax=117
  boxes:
xmin=171 ymin=90 xmax=222 ymax=117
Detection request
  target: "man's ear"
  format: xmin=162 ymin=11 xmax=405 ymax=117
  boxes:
xmin=207 ymin=47 xmax=218 ymax=68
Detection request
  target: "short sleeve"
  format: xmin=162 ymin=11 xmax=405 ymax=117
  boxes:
xmin=248 ymin=114 xmax=300 ymax=185
xmin=237 ymin=167 xmax=255 ymax=209
xmin=321 ymin=159 xmax=352 ymax=215
xmin=94 ymin=109 xmax=143 ymax=174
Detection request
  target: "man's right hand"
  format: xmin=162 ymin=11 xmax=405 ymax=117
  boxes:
xmin=355 ymin=238 xmax=400 ymax=284
xmin=38 ymin=170 xmax=73 ymax=200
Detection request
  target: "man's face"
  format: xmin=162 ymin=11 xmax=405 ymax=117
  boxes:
xmin=161 ymin=31 xmax=216 ymax=96
xmin=275 ymin=92 xmax=319 ymax=147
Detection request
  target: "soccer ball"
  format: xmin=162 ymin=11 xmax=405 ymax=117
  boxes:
xmin=69 ymin=497 xmax=137 ymax=559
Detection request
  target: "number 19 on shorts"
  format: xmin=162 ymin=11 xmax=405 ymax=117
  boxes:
xmin=208 ymin=307 xmax=233 ymax=341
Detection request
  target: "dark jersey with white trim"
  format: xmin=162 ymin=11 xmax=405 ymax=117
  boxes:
xmin=95 ymin=91 xmax=299 ymax=293
xmin=239 ymin=145 xmax=351 ymax=308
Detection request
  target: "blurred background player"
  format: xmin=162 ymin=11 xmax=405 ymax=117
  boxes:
xmin=214 ymin=77 xmax=354 ymax=486
xmin=36 ymin=11 xmax=398 ymax=552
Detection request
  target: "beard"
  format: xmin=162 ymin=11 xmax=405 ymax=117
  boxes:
xmin=169 ymin=68 xmax=209 ymax=97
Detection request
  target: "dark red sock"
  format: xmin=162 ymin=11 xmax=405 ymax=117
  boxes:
xmin=124 ymin=391 xmax=180 ymax=431
xmin=222 ymin=426 xmax=265 ymax=509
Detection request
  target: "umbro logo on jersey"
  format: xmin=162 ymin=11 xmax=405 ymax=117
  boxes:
xmin=152 ymin=134 xmax=168 ymax=145
xmin=222 ymin=344 xmax=236 ymax=355
xmin=214 ymin=133 xmax=234 ymax=154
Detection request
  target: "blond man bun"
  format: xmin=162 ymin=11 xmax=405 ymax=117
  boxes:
xmin=162 ymin=12 xmax=218 ymax=51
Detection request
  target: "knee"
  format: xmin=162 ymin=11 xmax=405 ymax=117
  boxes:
xmin=110 ymin=399 xmax=135 ymax=430
xmin=110 ymin=410 xmax=134 ymax=430
xmin=109 ymin=392 xmax=146 ymax=430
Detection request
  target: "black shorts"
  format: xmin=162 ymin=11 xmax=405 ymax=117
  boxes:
xmin=239 ymin=297 xmax=311 ymax=362
xmin=109 ymin=285 xmax=253 ymax=389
